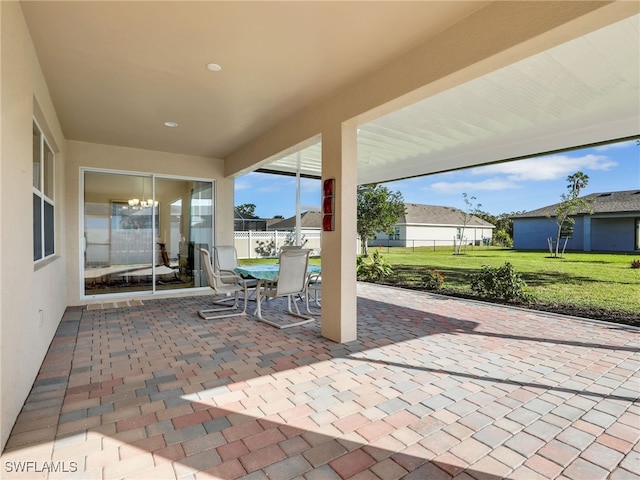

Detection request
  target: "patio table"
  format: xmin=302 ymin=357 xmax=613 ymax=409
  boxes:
xmin=234 ymin=264 xmax=321 ymax=327
xmin=234 ymin=264 xmax=320 ymax=281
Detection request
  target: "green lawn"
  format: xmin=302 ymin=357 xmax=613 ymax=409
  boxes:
xmin=239 ymin=247 xmax=640 ymax=319
xmin=375 ymin=247 xmax=640 ymax=316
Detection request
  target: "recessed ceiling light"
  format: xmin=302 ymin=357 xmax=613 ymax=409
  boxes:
xmin=206 ymin=63 xmax=222 ymax=72
xmin=164 ymin=121 xmax=178 ymax=128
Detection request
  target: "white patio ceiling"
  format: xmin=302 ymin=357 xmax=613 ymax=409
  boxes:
xmin=263 ymin=14 xmax=639 ymax=185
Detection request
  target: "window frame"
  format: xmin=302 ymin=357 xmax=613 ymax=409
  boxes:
xmin=33 ymin=119 xmax=55 ymax=263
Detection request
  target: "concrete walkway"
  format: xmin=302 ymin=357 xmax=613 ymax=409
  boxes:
xmin=2 ymin=283 xmax=639 ymax=479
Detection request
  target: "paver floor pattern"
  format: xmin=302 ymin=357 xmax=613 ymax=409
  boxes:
xmin=2 ymin=283 xmax=639 ymax=479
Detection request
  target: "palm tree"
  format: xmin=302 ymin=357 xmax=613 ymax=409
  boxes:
xmin=549 ymin=171 xmax=592 ymax=258
xmin=567 ymin=171 xmax=589 ymax=198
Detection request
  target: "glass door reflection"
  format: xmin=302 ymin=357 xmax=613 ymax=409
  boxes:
xmin=83 ymin=171 xmax=213 ymax=297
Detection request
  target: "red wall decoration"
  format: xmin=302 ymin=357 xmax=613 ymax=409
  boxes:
xmin=322 ymin=178 xmax=335 ymax=231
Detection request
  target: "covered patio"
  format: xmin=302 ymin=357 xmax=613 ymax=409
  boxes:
xmin=2 ymin=284 xmax=638 ymax=479
xmin=2 ymin=0 xmax=639 ymax=461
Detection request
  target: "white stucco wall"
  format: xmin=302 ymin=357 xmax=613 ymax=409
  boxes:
xmin=1 ymin=1 xmax=68 ymax=450
xmin=373 ymin=224 xmax=494 ymax=247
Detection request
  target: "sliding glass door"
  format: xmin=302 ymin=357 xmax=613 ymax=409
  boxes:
xmin=83 ymin=170 xmax=213 ymax=297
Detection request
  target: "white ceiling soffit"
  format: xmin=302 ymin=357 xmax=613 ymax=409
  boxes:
xmin=260 ymin=142 xmax=323 ymax=178
xmin=266 ymin=14 xmax=639 ymax=184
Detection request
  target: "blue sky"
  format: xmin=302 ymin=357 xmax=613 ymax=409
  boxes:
xmin=234 ymin=139 xmax=639 ymax=218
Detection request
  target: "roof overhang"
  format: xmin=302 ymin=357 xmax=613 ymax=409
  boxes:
xmin=263 ymin=14 xmax=639 ymax=184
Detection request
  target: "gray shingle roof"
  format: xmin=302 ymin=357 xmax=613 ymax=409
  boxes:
xmin=268 ymin=211 xmax=322 ymax=229
xmin=512 ymin=190 xmax=640 ymax=218
xmin=400 ymin=203 xmax=494 ymax=227
xmin=267 ymin=204 xmax=495 ymax=229
xmin=234 ymin=210 xmax=260 ymax=220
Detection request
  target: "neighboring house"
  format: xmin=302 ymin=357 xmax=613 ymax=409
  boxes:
xmin=234 ymin=210 xmax=267 ymax=231
xmin=512 ymin=190 xmax=640 ymax=252
xmin=268 ymin=211 xmax=322 ymax=232
xmin=371 ymin=203 xmax=495 ymax=248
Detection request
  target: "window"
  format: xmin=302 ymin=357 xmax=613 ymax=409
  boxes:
xmin=33 ymin=120 xmax=55 ymax=262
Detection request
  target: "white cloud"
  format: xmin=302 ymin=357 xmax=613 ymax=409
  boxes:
xmin=257 ymin=186 xmax=282 ymax=193
xmin=593 ymin=140 xmax=636 ymax=151
xmin=235 ymin=172 xmax=267 ymax=190
xmin=429 ymin=177 xmax=520 ymax=194
xmin=255 ymin=176 xmax=297 ymax=194
xmin=234 ymin=179 xmax=252 ymax=191
xmin=470 ymin=154 xmax=617 ymax=181
xmin=301 ymin=177 xmax=321 ymax=192
xmin=236 ymin=172 xmax=298 ymax=193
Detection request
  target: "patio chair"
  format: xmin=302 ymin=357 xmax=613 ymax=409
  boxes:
xmin=256 ymin=248 xmax=315 ymax=328
xmin=214 ymin=245 xmax=258 ymax=298
xmin=306 ymin=272 xmax=321 ymax=311
xmin=279 ymin=245 xmax=302 ymax=255
xmin=197 ymin=248 xmax=248 ymax=320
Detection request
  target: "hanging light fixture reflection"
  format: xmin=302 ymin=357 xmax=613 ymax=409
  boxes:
xmin=128 ymin=178 xmax=158 ymax=209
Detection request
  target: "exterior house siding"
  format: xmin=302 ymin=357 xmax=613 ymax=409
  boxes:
xmin=512 ymin=190 xmax=640 ymax=253
xmin=406 ymin=224 xmax=456 ymax=242
xmin=591 ymin=217 xmax=638 ymax=252
xmin=371 ymin=203 xmax=495 ymax=248
xmin=513 ymin=217 xmax=586 ymax=251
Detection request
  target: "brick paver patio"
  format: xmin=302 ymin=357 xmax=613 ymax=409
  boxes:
xmin=2 ymin=283 xmax=639 ymax=479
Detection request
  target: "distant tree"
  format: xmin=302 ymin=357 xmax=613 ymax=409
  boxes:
xmin=357 ymin=184 xmax=405 ymax=257
xmin=547 ymin=171 xmax=594 ymax=258
xmin=273 ymin=215 xmax=284 ymax=219
xmin=474 ymin=210 xmax=498 ymax=227
xmin=455 ymin=193 xmax=481 ymax=254
xmin=235 ymin=203 xmax=257 ymax=216
xmin=493 ymin=229 xmax=513 ymax=247
xmin=500 ymin=211 xmax=526 ymax=240
xmin=475 ymin=210 xmax=524 ymax=246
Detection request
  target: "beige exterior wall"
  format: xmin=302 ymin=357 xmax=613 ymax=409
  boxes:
xmin=1 ymin=1 xmax=68 ymax=450
xmin=0 ymin=3 xmax=234 ymax=450
xmin=65 ymin=141 xmax=233 ymax=306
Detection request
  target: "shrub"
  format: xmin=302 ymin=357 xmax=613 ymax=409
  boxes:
xmin=357 ymin=251 xmax=393 ymax=281
xmin=423 ymin=268 xmax=445 ymax=290
xmin=255 ymin=234 xmax=308 ymax=257
xmin=631 ymin=259 xmax=640 ymax=269
xmin=468 ymin=262 xmax=534 ymax=302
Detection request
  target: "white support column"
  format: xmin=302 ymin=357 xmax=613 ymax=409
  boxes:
xmin=295 ymin=153 xmax=302 ymax=246
xmin=320 ymin=123 xmax=358 ymax=343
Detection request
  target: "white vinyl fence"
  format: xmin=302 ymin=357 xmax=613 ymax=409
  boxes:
xmin=234 ymin=231 xmax=322 ymax=259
